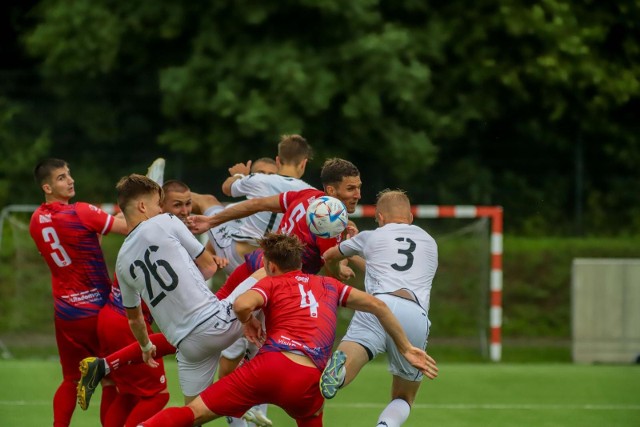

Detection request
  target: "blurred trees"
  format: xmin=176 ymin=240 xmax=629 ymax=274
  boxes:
xmin=1 ymin=0 xmax=638 ymax=235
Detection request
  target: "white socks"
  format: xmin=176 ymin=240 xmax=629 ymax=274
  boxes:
xmin=376 ymin=398 xmax=410 ymax=427
xmin=226 ymin=416 xmax=247 ymax=427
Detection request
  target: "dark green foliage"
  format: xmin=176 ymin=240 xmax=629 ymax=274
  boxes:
xmin=0 ymin=0 xmax=638 ymax=234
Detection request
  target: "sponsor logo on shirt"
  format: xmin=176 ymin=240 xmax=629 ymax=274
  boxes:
xmin=39 ymin=214 xmax=52 ymax=223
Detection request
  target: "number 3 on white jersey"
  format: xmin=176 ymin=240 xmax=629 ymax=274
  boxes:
xmin=298 ymin=284 xmax=319 ymax=318
xmin=42 ymin=227 xmax=72 ymax=267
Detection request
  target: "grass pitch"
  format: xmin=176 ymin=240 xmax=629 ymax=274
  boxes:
xmin=0 ymin=359 xmax=638 ymax=427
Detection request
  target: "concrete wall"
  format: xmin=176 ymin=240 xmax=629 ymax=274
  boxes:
xmin=572 ymin=259 xmax=640 ymax=363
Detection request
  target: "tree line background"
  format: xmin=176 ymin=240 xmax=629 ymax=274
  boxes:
xmin=1 ymin=0 xmax=639 ymax=236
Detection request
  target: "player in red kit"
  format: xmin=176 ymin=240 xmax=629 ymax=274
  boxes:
xmin=138 ymin=233 xmax=438 ymax=427
xmin=29 ymin=158 xmax=128 ymax=427
xmin=191 ymin=158 xmax=362 ymax=299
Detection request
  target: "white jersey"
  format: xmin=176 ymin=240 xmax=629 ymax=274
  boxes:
xmin=117 ymin=213 xmax=222 ymax=347
xmin=230 ymin=173 xmax=313 ymax=243
xmin=338 ymin=222 xmax=438 ymax=312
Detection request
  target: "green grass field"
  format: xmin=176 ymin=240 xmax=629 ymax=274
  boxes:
xmin=1 ymin=359 xmax=638 ymax=427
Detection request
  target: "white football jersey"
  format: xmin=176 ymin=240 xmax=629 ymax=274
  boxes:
xmin=117 ymin=213 xmax=222 ymax=346
xmin=338 ymin=223 xmax=438 ymax=312
xmin=230 ymin=173 xmax=313 ymax=243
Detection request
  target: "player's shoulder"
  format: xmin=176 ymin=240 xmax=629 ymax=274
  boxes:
xmin=291 ymin=187 xmax=323 ymax=200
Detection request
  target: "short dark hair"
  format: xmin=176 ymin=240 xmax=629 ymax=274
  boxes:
xmin=116 ymin=174 xmax=163 ymax=215
xmin=252 ymin=157 xmax=277 ymax=171
xmin=162 ymin=180 xmax=190 ymax=194
xmin=278 ymin=134 xmax=313 ymax=165
xmin=259 ymin=233 xmax=304 ymax=272
xmin=34 ymin=158 xmax=67 ymax=185
xmin=320 ymin=158 xmax=359 ymax=187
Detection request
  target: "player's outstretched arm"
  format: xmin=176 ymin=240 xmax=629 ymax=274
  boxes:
xmin=345 ymin=288 xmax=438 ymax=379
xmin=187 ymin=194 xmax=282 ymax=234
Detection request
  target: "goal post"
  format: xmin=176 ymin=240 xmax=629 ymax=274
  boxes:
xmin=351 ymin=204 xmax=504 ymax=362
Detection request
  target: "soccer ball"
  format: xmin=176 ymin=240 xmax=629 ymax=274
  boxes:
xmin=306 ymin=196 xmax=348 ymax=238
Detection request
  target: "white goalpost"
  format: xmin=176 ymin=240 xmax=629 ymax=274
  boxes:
xmin=351 ymin=204 xmax=504 ymax=362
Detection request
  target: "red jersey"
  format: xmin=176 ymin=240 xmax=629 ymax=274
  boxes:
xmin=29 ymin=202 xmax=115 ymax=320
xmin=278 ymin=188 xmax=343 ymax=274
xmin=252 ymin=270 xmax=352 ymax=370
xmin=108 ymin=274 xmax=154 ymax=325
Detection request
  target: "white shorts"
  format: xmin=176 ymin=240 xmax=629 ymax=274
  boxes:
xmin=175 ymin=302 xmax=243 ymax=397
xmin=204 ymin=206 xmax=245 ymax=276
xmin=220 ymin=337 xmax=260 ymax=360
xmin=221 ymin=305 xmax=263 ymax=360
xmin=342 ymin=293 xmax=430 ymax=381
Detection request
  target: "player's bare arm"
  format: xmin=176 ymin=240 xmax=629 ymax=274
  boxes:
xmin=111 ymin=215 xmax=129 ymax=235
xmin=233 ymin=289 xmax=266 ymax=347
xmin=221 ymin=161 xmax=252 ymax=196
xmin=345 ymin=288 xmax=438 ymax=379
xmin=188 ymin=194 xmax=282 ymax=234
xmin=194 ymin=249 xmax=219 ymax=280
xmin=125 ymin=306 xmax=159 ymax=368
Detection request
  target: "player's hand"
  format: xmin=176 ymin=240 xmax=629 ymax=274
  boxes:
xmin=213 ymin=255 xmax=229 ymax=270
xmin=186 ymin=214 xmax=214 ymax=234
xmin=337 ymin=263 xmax=355 ymax=281
xmin=142 ymin=345 xmax=159 ymax=368
xmin=242 ymin=316 xmax=265 ymax=348
xmin=228 ymin=161 xmax=251 ymax=176
xmin=405 ymin=347 xmax=438 ymax=379
xmin=346 ymin=221 xmax=359 ymax=238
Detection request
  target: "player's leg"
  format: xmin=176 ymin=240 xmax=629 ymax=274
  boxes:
xmin=100 ymin=380 xmax=118 ymax=425
xmin=125 ymin=392 xmax=170 ymax=427
xmin=375 ymin=376 xmax=421 ymax=427
xmin=320 ymin=310 xmax=383 ymax=399
xmin=219 ymin=339 xmax=250 ymax=427
xmin=103 ymin=393 xmax=138 ymax=427
xmin=78 ymin=330 xmax=175 ymax=408
xmin=55 ymin=316 xmax=99 ymax=425
xmin=176 ymin=314 xmax=243 ymax=404
xmin=376 ymin=294 xmax=429 ymax=427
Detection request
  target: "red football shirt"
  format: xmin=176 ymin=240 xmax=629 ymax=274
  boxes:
xmin=252 ymin=270 xmax=352 ymax=370
xmin=29 ymin=202 xmax=114 ymax=320
xmin=278 ymin=189 xmax=343 ymax=274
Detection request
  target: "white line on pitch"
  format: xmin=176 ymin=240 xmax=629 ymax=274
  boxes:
xmin=326 ymin=403 xmax=640 ymax=410
xmin=2 ymin=401 xmax=639 ymax=411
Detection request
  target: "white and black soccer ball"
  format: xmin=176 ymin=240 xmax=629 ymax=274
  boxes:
xmin=306 ymin=196 xmax=348 ymax=238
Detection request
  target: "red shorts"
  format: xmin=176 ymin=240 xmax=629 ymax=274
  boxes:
xmin=201 ymin=351 xmax=323 ymax=421
xmin=55 ymin=315 xmax=101 ymax=381
xmin=97 ymin=304 xmax=167 ymax=396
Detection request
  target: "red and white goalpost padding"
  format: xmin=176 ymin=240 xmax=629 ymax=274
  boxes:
xmin=351 ymin=205 xmax=504 ymax=362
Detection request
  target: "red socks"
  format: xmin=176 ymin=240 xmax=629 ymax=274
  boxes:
xmin=105 ymin=333 xmax=175 ymax=371
xmin=139 ymin=406 xmax=195 ymax=427
xmin=53 ymin=379 xmax=77 ymax=427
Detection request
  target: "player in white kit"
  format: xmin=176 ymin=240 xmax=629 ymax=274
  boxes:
xmin=320 ymin=189 xmax=438 ymax=427
xmin=114 ymin=174 xmax=264 ymax=406
xmin=200 ymin=158 xmax=279 ymax=276
xmin=218 ymin=135 xmax=313 ymax=427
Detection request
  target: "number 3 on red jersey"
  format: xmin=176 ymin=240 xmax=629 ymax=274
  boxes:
xmin=42 ymin=227 xmax=72 ymax=267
